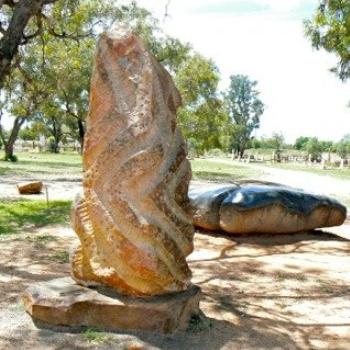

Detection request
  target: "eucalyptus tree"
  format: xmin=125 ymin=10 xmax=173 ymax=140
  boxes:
xmin=305 ymin=0 xmax=350 ymax=81
xmin=225 ymin=75 xmax=264 ymax=157
xmin=1 ymin=0 xmax=193 ymax=159
xmin=176 ymin=53 xmax=227 ymax=155
xmin=0 ymin=68 xmax=48 ymax=160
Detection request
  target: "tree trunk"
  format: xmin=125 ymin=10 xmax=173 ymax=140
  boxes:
xmin=3 ymin=116 xmax=25 ymax=160
xmin=77 ymin=119 xmax=85 ymax=154
xmin=0 ymin=0 xmax=49 ymax=89
xmin=4 ymin=142 xmax=14 ymax=159
xmin=239 ymin=144 xmax=245 ymax=158
xmin=53 ymin=136 xmax=60 ymax=153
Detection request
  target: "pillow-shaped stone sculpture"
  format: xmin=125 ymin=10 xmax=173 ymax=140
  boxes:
xmin=189 ymin=181 xmax=347 ymax=234
xmin=70 ymin=25 xmax=194 ymax=296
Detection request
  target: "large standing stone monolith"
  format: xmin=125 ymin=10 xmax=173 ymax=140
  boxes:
xmin=22 ymin=25 xmax=200 ymax=334
xmin=70 ymin=24 xmax=194 ymax=296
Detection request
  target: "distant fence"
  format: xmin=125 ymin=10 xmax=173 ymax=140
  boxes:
xmin=231 ymin=151 xmax=350 ymax=170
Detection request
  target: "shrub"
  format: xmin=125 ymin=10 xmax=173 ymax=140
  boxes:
xmin=3 ymin=154 xmax=18 ymax=162
xmin=47 ymin=136 xmax=59 ymax=153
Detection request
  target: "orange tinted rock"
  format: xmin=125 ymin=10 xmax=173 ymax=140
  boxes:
xmin=71 ymin=25 xmax=194 ymax=296
xmin=17 ymin=182 xmax=43 ymax=195
xmin=22 ymin=277 xmax=201 ymax=334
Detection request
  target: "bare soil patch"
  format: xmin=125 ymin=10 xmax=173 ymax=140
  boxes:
xmin=0 ymin=223 xmax=349 ymax=350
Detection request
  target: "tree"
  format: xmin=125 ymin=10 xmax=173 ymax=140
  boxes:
xmin=225 ymin=75 xmax=264 ymax=157
xmin=175 ymin=54 xmax=227 ymax=155
xmin=0 ymin=67 xmax=48 ymax=160
xmin=294 ymin=136 xmax=311 ymax=150
xmin=270 ymin=132 xmax=285 ymax=162
xmin=1 ymin=1 xmax=194 ymax=159
xmin=336 ymin=134 xmax=350 ymax=158
xmin=305 ymin=0 xmax=350 ymax=81
xmin=305 ymin=137 xmax=322 ymax=161
xmin=319 ymin=140 xmax=334 ymax=152
xmin=0 ymin=0 xmax=79 ymax=90
xmin=19 ymin=125 xmax=38 ymax=140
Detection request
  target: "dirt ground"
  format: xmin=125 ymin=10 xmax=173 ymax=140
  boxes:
xmin=1 ymin=162 xmax=350 ymax=349
xmin=0 ymin=221 xmax=350 ymax=350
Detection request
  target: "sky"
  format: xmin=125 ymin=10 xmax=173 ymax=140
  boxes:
xmin=3 ymin=0 xmax=350 ymax=143
xmin=128 ymin=0 xmax=350 ymax=143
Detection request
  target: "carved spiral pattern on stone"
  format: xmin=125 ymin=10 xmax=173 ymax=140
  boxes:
xmin=71 ymin=26 xmax=194 ymax=296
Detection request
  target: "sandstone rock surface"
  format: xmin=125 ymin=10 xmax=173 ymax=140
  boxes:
xmin=71 ymin=25 xmax=194 ymax=296
xmin=22 ymin=277 xmax=201 ymax=334
xmin=190 ymin=181 xmax=347 ymax=234
xmin=17 ymin=181 xmax=43 ymax=195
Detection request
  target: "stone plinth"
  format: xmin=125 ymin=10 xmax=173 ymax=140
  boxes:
xmin=22 ymin=278 xmax=201 ymax=334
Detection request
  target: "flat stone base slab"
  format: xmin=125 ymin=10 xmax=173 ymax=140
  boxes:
xmin=22 ymin=277 xmax=201 ymax=334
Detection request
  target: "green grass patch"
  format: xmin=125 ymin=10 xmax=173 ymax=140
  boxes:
xmin=191 ymin=158 xmax=260 ymax=182
xmin=0 ymin=200 xmax=72 ymax=236
xmin=261 ymin=162 xmax=350 ymax=180
xmin=0 ymin=151 xmax=82 ymax=177
xmin=83 ymin=328 xmax=111 ymax=343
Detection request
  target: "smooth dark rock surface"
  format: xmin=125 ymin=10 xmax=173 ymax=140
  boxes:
xmin=190 ymin=181 xmax=347 ymax=234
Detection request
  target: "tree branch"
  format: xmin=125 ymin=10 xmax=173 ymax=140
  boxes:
xmin=61 ymin=87 xmax=79 ymax=119
xmin=41 ymin=12 xmax=91 ymax=41
xmin=0 ymin=0 xmax=53 ymax=89
xmin=21 ymin=14 xmax=43 ymax=44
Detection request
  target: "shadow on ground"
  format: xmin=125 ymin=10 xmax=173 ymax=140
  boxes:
xmin=0 ymin=225 xmax=349 ymax=349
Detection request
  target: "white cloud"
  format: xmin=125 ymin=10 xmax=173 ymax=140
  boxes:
xmin=258 ymin=0 xmax=303 ymax=12
xmin=133 ymin=0 xmax=350 ymax=143
xmin=4 ymin=0 xmax=349 ymax=143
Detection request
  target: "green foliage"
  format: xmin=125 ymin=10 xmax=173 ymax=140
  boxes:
xmin=47 ymin=136 xmax=60 ymax=153
xmin=294 ymin=136 xmax=311 ymax=150
xmin=336 ymin=134 xmax=350 ymax=158
xmin=225 ymin=75 xmax=264 ymax=157
xmin=305 ymin=137 xmax=323 ymax=161
xmin=319 ymin=140 xmax=334 ymax=152
xmin=1 ymin=1 xmax=195 ymax=158
xmin=176 ymin=54 xmax=227 ymax=155
xmin=83 ymin=328 xmax=110 ymax=343
xmin=3 ymin=154 xmax=18 ymax=162
xmin=269 ymin=132 xmax=285 ymax=161
xmin=294 ymin=136 xmax=334 ymax=153
xmin=19 ymin=126 xmax=38 ymax=141
xmin=0 ymin=200 xmax=71 ymax=235
xmin=305 ymin=1 xmax=350 ymax=81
